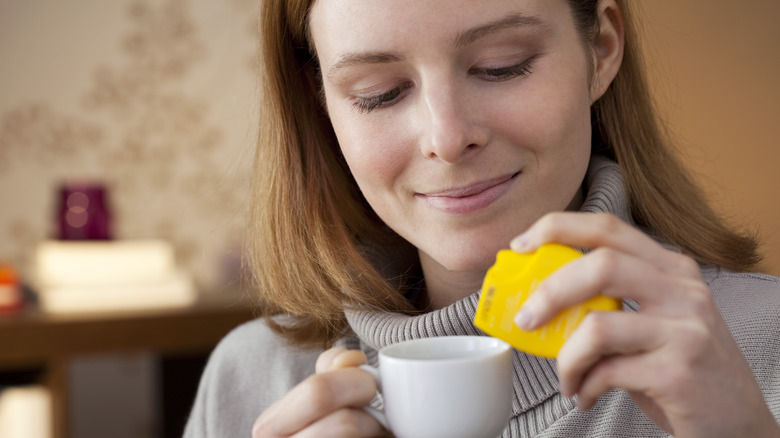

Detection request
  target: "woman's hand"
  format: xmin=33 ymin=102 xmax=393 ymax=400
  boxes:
xmin=511 ymin=212 xmax=779 ymax=438
xmin=252 ymin=347 xmax=386 ymax=438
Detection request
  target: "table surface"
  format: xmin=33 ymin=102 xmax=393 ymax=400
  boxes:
xmin=0 ymin=292 xmax=258 ymax=370
xmin=0 ymin=291 xmax=258 ymax=438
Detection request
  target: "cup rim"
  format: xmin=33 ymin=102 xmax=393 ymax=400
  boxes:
xmin=379 ymin=335 xmax=510 ymax=362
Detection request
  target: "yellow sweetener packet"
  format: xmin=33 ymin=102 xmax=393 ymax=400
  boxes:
xmin=474 ymin=243 xmax=621 ymax=358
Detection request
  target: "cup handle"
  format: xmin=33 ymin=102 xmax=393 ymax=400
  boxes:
xmin=358 ymin=364 xmax=390 ymax=430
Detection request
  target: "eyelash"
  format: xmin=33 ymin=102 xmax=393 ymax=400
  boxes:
xmin=351 ymin=57 xmax=536 ymax=113
xmin=472 ymin=57 xmax=536 ymax=82
xmin=353 ymin=82 xmax=412 ymax=114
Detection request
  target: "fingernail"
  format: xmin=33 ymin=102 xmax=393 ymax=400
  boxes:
xmin=514 ymin=306 xmax=536 ymax=331
xmin=510 ymin=233 xmax=531 ymax=252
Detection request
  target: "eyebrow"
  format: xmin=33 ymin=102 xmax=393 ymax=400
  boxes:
xmin=454 ymin=12 xmax=549 ymax=47
xmin=326 ymin=12 xmax=548 ymax=80
xmin=328 ymin=52 xmax=405 ymax=80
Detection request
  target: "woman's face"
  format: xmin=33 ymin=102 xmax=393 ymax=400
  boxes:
xmin=310 ymin=0 xmax=599 ymax=277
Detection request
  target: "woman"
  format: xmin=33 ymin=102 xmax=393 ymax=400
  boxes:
xmin=185 ymin=0 xmax=780 ymax=436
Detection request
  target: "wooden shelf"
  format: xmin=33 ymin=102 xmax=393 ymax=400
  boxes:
xmin=0 ymin=294 xmax=257 ymax=438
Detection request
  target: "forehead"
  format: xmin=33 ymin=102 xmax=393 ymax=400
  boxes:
xmin=308 ymin=0 xmax=573 ymax=61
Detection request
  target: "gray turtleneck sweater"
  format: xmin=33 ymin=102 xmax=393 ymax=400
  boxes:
xmin=184 ymin=157 xmax=780 ymax=437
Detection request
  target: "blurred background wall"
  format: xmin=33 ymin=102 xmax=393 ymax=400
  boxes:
xmin=640 ymin=1 xmax=780 ymax=275
xmin=2 ymin=1 xmax=777 ymax=282
xmin=0 ymin=1 xmax=777 ymax=436
xmin=0 ymin=1 xmax=778 ymax=287
xmin=0 ymin=2 xmax=262 ymax=437
xmin=0 ymin=0 xmax=261 ymax=292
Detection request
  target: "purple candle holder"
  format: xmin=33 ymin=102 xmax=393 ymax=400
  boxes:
xmin=57 ymin=182 xmax=113 ymax=240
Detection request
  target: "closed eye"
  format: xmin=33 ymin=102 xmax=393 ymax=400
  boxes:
xmin=352 ymin=81 xmax=413 ymax=113
xmin=471 ymin=56 xmax=536 ymax=82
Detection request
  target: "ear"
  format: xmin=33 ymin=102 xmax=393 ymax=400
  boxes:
xmin=590 ymin=0 xmax=624 ymax=103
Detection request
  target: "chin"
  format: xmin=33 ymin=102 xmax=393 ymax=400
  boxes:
xmin=434 ymin=249 xmax=498 ymax=274
xmin=419 ymin=231 xmax=512 ymax=274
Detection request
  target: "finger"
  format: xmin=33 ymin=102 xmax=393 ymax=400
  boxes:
xmin=572 ymin=347 xmax=674 ymax=413
xmin=316 ymin=348 xmax=368 ymax=374
xmin=331 ymin=350 xmax=368 ymax=371
xmin=294 ymin=408 xmax=388 ymax=438
xmin=264 ymin=368 xmax=377 ymax=435
xmin=316 ymin=347 xmax=348 ymax=373
xmin=511 ymin=212 xmax=701 ymax=279
xmin=515 ymin=247 xmax=702 ymax=331
xmin=571 ymin=353 xmax=674 ymax=434
xmin=572 ymin=354 xmax=641 ymax=411
xmin=557 ymin=311 xmax=667 ymax=398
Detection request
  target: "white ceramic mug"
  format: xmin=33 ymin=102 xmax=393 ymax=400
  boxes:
xmin=359 ymin=336 xmax=513 ymax=438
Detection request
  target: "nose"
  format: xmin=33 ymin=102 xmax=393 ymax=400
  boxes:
xmin=420 ymin=81 xmax=486 ymax=163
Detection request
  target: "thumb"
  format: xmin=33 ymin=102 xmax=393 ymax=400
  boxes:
xmin=315 ymin=347 xmax=368 ymax=374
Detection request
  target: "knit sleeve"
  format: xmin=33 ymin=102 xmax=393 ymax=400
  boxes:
xmin=708 ymin=269 xmax=780 ymax=420
xmin=183 ymin=318 xmax=321 ymax=437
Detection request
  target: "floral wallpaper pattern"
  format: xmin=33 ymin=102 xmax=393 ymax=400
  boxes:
xmin=1 ymin=0 xmax=778 ymax=291
xmin=0 ymin=0 xmax=261 ymax=291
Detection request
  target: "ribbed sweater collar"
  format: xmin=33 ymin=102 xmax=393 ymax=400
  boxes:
xmin=345 ymin=155 xmax=632 ymax=415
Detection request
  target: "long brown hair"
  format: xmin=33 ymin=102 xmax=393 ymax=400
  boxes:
xmin=248 ymin=0 xmax=760 ymax=349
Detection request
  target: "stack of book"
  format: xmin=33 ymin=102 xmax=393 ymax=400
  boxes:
xmin=34 ymin=240 xmax=195 ymax=314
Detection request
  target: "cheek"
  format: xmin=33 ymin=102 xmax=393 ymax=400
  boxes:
xmin=330 ymin=113 xmax=412 ymax=199
xmin=490 ymin=94 xmax=590 ymax=162
xmin=501 ymin=71 xmax=592 ymax=155
xmin=499 ymin=46 xmax=593 ymax=147
xmin=525 ymin=88 xmax=592 ymax=189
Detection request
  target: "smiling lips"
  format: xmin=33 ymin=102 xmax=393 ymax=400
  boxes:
xmin=417 ymin=172 xmax=519 ymax=214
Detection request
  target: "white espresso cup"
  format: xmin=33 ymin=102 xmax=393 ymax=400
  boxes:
xmin=359 ymin=336 xmax=513 ymax=438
